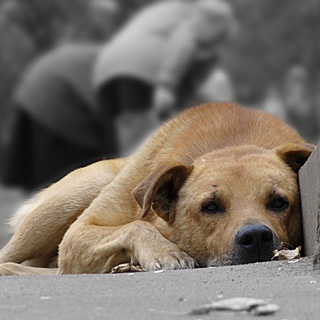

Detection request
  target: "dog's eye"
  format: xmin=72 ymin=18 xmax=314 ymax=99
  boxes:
xmin=202 ymin=201 xmax=223 ymax=214
xmin=267 ymin=197 xmax=289 ymax=212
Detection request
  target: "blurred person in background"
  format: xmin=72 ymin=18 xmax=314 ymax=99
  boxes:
xmin=282 ymin=66 xmax=318 ymax=142
xmin=94 ymin=0 xmax=237 ymax=135
xmin=263 ymin=65 xmax=319 ymax=143
xmin=1 ymin=44 xmax=107 ymax=190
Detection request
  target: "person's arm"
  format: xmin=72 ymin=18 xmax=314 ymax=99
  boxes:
xmin=157 ymin=23 xmax=197 ymax=90
xmin=153 ymin=22 xmax=198 ymax=120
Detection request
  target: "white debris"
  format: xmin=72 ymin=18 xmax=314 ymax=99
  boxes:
xmin=150 ymin=297 xmax=279 ymax=317
xmin=187 ymin=298 xmax=280 ymax=316
xmin=149 ymin=297 xmax=280 ymax=316
xmin=272 ymin=246 xmax=301 ymax=260
xmin=153 ymin=269 xmax=164 ymax=274
xmin=191 ymin=297 xmax=269 ymax=314
xmin=111 ymin=263 xmax=146 ymax=274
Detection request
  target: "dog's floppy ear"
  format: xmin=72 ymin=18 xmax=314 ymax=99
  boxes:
xmin=132 ymin=162 xmax=194 ymax=223
xmin=276 ymin=143 xmax=315 ymax=172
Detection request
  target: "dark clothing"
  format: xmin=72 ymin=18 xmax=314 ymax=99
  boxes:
xmin=15 ymin=44 xmax=103 ymax=149
xmin=98 ymin=78 xmax=153 ymax=116
xmin=1 ymin=107 xmax=104 ymax=190
xmin=1 ymin=44 xmax=117 ymax=190
xmin=97 ymin=78 xmax=153 ymax=151
xmin=1 ymin=78 xmax=152 ymax=190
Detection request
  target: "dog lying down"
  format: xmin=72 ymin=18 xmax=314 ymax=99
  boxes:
xmin=0 ymin=103 xmax=314 ymax=276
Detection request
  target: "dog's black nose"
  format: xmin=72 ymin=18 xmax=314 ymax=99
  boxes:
xmin=236 ymin=224 xmax=273 ymax=254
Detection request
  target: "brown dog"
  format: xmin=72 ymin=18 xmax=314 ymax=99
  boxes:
xmin=0 ymin=103 xmax=314 ymax=275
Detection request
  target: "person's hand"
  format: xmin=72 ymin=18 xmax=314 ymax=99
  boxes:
xmin=153 ymin=86 xmax=176 ymax=121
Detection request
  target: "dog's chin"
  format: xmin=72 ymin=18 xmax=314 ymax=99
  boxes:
xmin=206 ymin=243 xmax=279 ymax=267
xmin=228 ymin=249 xmax=275 ymax=266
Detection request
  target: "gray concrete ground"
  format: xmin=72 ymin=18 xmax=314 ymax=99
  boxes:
xmin=0 ymin=185 xmax=320 ymax=320
xmin=0 ymin=258 xmax=319 ymax=320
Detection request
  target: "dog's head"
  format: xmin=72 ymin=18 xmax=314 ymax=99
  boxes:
xmin=133 ymin=143 xmax=313 ymax=267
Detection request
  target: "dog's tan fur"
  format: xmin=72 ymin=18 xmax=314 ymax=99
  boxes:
xmin=0 ymin=103 xmax=313 ymax=275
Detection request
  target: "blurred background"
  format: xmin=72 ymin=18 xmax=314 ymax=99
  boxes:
xmin=0 ymin=0 xmax=319 ymax=248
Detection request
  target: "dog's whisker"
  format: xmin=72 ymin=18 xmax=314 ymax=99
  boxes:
xmin=279 ymin=241 xmax=295 ymax=250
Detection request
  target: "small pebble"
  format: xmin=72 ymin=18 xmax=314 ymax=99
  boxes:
xmin=179 ymin=298 xmax=187 ymax=302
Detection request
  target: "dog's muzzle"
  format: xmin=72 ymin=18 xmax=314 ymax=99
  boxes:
xmin=234 ymin=224 xmax=276 ymax=264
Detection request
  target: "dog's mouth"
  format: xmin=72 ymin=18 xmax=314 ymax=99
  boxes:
xmin=206 ymin=224 xmax=281 ymax=267
xmin=228 ymin=244 xmax=277 ymax=265
xmin=207 ymin=247 xmax=277 ymax=267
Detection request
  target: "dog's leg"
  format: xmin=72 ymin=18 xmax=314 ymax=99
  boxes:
xmin=0 ymin=263 xmax=58 ymax=276
xmin=59 ymin=219 xmax=195 ymax=274
xmin=0 ymin=159 xmax=128 ymax=268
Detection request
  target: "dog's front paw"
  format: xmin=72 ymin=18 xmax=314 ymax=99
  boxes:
xmin=137 ymin=245 xmax=197 ymax=271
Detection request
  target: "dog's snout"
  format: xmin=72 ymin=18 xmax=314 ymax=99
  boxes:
xmin=236 ymin=224 xmax=273 ymax=254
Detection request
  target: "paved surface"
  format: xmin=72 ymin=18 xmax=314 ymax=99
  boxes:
xmin=0 ymin=258 xmax=319 ymax=320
